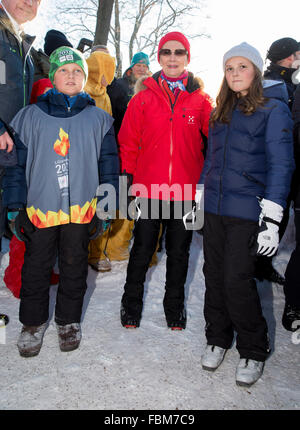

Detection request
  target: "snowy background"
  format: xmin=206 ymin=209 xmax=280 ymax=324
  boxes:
xmin=0 ymin=213 xmax=299 ymax=410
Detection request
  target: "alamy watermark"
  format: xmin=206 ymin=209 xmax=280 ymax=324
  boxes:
xmin=95 ymin=178 xmax=204 ymax=230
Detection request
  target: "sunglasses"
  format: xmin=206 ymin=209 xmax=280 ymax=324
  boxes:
xmin=159 ymin=48 xmax=188 ymax=57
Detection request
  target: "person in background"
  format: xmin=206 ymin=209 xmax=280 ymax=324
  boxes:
xmin=0 ymin=0 xmax=42 ymax=326
xmin=44 ymin=29 xmax=73 ymax=57
xmin=91 ymin=45 xmax=128 ymax=137
xmin=265 ymin=37 xmax=300 ymax=109
xmin=85 ymin=49 xmax=133 ymax=272
xmin=118 ymin=31 xmax=213 ymax=330
xmin=117 ymin=51 xmax=151 ymax=103
xmin=282 ymin=83 xmax=300 ymax=332
xmin=31 ymin=29 xmax=73 ymax=82
xmin=199 ymin=42 xmax=294 ymax=387
xmin=2 ymin=46 xmax=119 ymax=357
xmin=255 ymin=38 xmax=300 ymax=286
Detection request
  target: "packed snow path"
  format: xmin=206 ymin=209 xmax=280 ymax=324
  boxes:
xmin=0 ymin=220 xmax=299 ymax=410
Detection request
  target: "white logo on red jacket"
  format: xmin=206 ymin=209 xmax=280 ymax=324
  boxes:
xmin=188 ymin=115 xmax=195 ymax=124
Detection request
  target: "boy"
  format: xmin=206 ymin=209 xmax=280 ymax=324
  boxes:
xmin=2 ymin=46 xmax=119 ymax=357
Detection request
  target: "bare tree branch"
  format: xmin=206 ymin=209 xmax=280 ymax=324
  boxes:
xmin=51 ymin=0 xmax=209 ymax=75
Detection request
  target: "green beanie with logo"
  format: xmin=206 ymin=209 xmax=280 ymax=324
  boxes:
xmin=49 ymin=46 xmax=89 ymax=85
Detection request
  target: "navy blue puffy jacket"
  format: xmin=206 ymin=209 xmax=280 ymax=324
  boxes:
xmin=199 ymin=80 xmax=295 ymax=222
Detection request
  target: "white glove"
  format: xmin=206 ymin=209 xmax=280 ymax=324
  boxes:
xmin=183 ymin=185 xmax=204 ymax=230
xmin=256 ymin=198 xmax=283 ymax=257
xmin=195 ymin=185 xmax=204 ymax=208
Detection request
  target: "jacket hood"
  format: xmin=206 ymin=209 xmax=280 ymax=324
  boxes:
xmin=134 ymin=75 xmax=150 ymax=95
xmin=84 ymin=51 xmax=115 ymax=97
xmin=139 ymin=70 xmax=202 ymax=95
xmin=263 ymin=79 xmax=289 ymax=104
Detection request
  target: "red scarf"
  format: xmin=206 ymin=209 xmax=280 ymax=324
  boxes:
xmin=159 ymin=71 xmax=188 ymax=105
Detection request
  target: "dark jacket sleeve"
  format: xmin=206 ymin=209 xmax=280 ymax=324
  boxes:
xmin=2 ymin=132 xmax=27 ymax=208
xmin=107 ymin=79 xmax=128 ymax=136
xmin=292 ymin=84 xmax=300 ymax=162
xmin=98 ymin=125 xmax=120 ymax=213
xmin=264 ymin=100 xmax=295 ymax=207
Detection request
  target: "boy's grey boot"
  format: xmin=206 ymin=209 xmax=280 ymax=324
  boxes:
xmin=236 ymin=358 xmax=264 ymax=387
xmin=56 ymin=323 xmax=81 ymax=352
xmin=201 ymin=344 xmax=227 ymax=371
xmin=17 ymin=323 xmax=47 ymax=357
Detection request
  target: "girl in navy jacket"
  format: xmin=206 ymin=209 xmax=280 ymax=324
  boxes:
xmin=197 ymin=43 xmax=295 ymax=387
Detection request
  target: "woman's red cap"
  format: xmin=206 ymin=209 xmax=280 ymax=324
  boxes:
xmin=157 ymin=31 xmax=190 ymax=63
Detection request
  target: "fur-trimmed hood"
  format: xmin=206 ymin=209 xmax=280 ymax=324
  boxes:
xmin=133 ymin=71 xmax=205 ymax=96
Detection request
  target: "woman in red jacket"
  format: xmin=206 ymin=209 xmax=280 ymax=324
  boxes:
xmin=118 ymin=31 xmax=213 ymax=329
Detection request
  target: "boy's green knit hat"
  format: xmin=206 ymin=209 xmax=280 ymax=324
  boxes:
xmin=49 ymin=46 xmax=88 ymax=84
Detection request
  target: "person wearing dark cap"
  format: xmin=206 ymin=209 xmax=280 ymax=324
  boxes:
xmin=44 ymin=29 xmax=73 ymax=57
xmin=30 ymin=30 xmax=73 ymax=82
xmin=281 ymin=79 xmax=300 ymax=333
xmin=117 ymin=51 xmax=150 ymax=103
xmin=265 ymin=37 xmax=300 ymax=109
xmin=254 ymin=37 xmax=300 ymax=286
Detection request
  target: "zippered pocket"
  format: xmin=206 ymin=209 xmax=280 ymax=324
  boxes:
xmin=242 ymin=172 xmax=265 ymax=188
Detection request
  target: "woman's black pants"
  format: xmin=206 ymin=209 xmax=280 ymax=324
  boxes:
xmin=122 ymin=200 xmax=193 ymax=322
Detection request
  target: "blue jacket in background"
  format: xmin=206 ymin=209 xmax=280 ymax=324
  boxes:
xmin=199 ymin=80 xmax=295 ymax=222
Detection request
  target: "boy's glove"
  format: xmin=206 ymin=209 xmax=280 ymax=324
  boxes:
xmin=88 ymin=213 xmax=102 ymax=240
xmin=8 ymin=209 xmax=35 ymax=242
xmin=88 ymin=213 xmax=112 ymax=240
xmin=249 ymin=198 xmax=283 ymax=257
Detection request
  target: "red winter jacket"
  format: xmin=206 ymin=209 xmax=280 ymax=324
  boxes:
xmin=118 ymin=71 xmax=213 ymax=201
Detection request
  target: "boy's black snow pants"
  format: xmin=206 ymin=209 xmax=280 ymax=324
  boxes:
xmin=122 ymin=199 xmax=193 ymax=322
xmin=20 ymin=223 xmax=90 ymax=326
xmin=203 ymin=212 xmax=270 ymax=362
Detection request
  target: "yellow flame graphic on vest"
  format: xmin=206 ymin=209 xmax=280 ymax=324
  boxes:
xmin=53 ymin=128 xmax=70 ymax=157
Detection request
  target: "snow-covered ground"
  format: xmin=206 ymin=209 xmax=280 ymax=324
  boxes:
xmin=0 ymin=216 xmax=299 ymax=410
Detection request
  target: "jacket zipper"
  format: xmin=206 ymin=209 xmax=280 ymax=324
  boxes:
xmin=169 ymin=104 xmax=174 ymax=186
xmin=242 ymin=172 xmax=265 ymax=188
xmin=22 ymin=48 xmax=31 ymax=107
xmin=17 ymin=42 xmax=26 ymax=107
xmin=150 ymin=80 xmax=187 ymax=190
xmin=167 ymin=92 xmax=181 ymax=186
xmin=18 ymin=37 xmax=31 ymax=107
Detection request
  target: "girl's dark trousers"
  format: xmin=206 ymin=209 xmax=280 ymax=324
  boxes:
xmin=122 ymin=199 xmax=193 ymax=322
xmin=20 ymin=223 xmax=90 ymax=326
xmin=203 ymin=212 xmax=270 ymax=362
